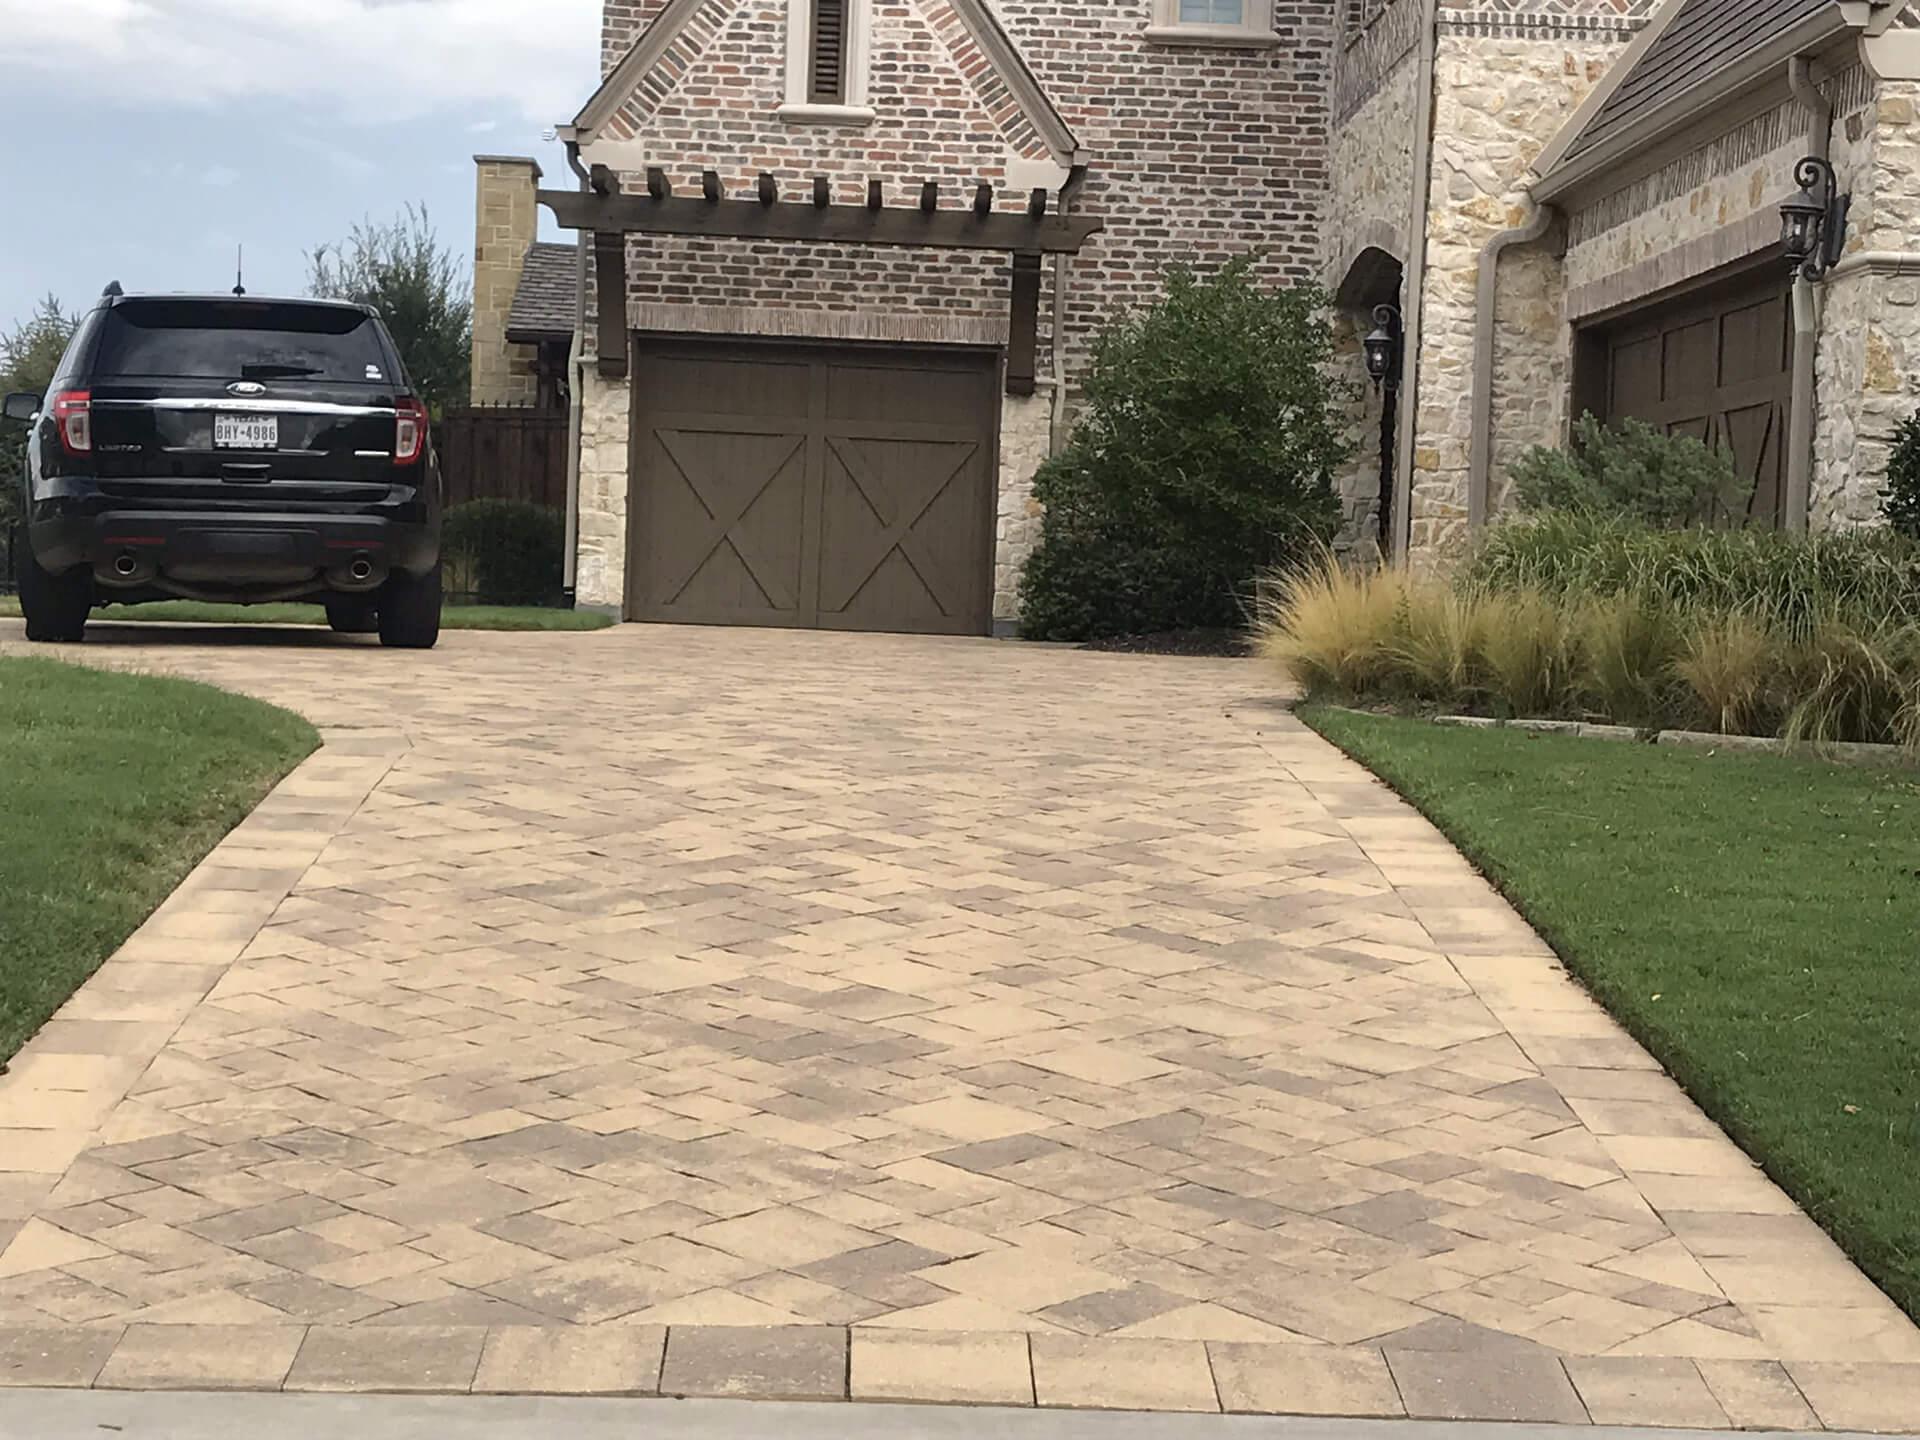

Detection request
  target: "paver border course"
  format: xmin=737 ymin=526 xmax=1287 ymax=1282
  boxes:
xmin=5 ymin=1323 xmax=1920 ymax=1430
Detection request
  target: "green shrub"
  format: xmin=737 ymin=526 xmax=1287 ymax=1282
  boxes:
xmin=442 ymin=500 xmax=565 ymax=606
xmin=1019 ymin=257 xmax=1348 ymax=640
xmin=1463 ymin=511 xmax=1920 ymax=637
xmin=1507 ymin=413 xmax=1746 ymax=528
xmin=1886 ymin=413 xmax=1920 ymax=542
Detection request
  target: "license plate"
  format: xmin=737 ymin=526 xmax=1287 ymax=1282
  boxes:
xmin=214 ymin=414 xmax=278 ymax=450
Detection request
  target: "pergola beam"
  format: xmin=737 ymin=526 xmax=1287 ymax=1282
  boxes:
xmin=553 ymin=175 xmax=1102 ymax=396
xmin=540 ymin=187 xmax=1103 ymax=255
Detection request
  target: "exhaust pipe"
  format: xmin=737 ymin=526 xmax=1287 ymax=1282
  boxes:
xmin=114 ymin=552 xmax=139 ymax=578
xmin=348 ymin=555 xmax=374 ymax=583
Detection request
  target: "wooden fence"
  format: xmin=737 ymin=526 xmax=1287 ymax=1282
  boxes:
xmin=437 ymin=405 xmax=569 ymax=510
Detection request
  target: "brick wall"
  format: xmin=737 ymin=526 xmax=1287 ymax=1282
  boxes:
xmin=587 ymin=1 xmax=1334 ymax=374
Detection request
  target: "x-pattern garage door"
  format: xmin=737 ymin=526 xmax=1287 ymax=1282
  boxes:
xmin=1596 ymin=270 xmax=1793 ymax=527
xmin=627 ymin=339 xmax=998 ymax=635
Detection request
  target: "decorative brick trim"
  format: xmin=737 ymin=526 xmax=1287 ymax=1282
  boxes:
xmin=919 ymin=0 xmax=1053 ymax=163
xmin=1566 ymin=70 xmax=1873 ymax=249
xmin=607 ymin=0 xmax=737 ymax=141
xmin=1567 ymin=208 xmax=1780 ymax=321
xmin=1334 ymin=0 xmax=1421 ymax=124
xmin=630 ymin=300 xmax=1010 ymax=345
xmin=1438 ymin=14 xmax=1643 ymax=41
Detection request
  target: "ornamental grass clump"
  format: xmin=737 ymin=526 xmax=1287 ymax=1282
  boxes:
xmin=1474 ymin=588 xmax=1580 ymax=720
xmin=1580 ymin=592 xmax=1685 ymax=730
xmin=1675 ymin=611 xmax=1779 ymax=736
xmin=1257 ymin=551 xmax=1920 ymax=750
xmin=1255 ymin=558 xmax=1405 ymax=699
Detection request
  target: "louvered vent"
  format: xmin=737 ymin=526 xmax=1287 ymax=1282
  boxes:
xmin=810 ymin=0 xmax=847 ymax=104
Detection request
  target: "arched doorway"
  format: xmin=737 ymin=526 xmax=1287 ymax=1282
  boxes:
xmin=1336 ymin=246 xmax=1405 ymax=557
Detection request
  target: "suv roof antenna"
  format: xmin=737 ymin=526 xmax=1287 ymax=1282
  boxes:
xmin=234 ymin=246 xmax=246 ymax=297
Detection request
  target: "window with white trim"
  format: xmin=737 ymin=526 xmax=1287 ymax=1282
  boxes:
xmin=1147 ymin=0 xmax=1279 ymax=46
xmin=784 ymin=0 xmax=873 ymax=122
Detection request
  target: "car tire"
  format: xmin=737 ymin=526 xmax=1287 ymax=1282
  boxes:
xmin=325 ymin=595 xmax=380 ymax=634
xmin=18 ymin=541 xmax=92 ymax=643
xmin=378 ymin=562 xmax=441 ymax=649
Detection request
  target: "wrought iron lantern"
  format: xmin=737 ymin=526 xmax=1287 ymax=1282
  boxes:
xmin=1780 ymin=156 xmax=1850 ymax=282
xmin=1364 ymin=304 xmax=1403 ymax=391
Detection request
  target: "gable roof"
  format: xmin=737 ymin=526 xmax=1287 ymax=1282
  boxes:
xmin=1561 ymin=0 xmax=1828 ymax=164
xmin=1532 ymin=0 xmax=1886 ymax=200
xmin=505 ymin=243 xmax=579 ymax=343
xmin=564 ymin=0 xmax=1084 ymax=166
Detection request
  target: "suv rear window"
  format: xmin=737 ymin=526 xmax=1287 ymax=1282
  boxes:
xmin=94 ymin=300 xmax=393 ymax=384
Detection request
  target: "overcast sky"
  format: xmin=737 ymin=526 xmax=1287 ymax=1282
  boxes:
xmin=0 ymin=0 xmax=604 ymax=336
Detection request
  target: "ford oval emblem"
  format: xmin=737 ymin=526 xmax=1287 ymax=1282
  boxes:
xmin=228 ymin=381 xmax=268 ymax=397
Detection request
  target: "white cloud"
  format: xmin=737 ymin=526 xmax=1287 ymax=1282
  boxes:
xmin=0 ymin=0 xmax=603 ymax=126
xmin=201 ymin=164 xmax=239 ymax=187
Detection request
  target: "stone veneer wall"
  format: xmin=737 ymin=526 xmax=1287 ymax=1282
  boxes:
xmin=1325 ymin=0 xmax=1421 ymax=549
xmin=1404 ymin=5 xmax=1647 ymax=563
xmin=1406 ymin=33 xmax=1630 ymax=561
xmin=471 ymin=158 xmax=543 ymax=408
xmin=1813 ymin=77 xmax=1920 ymax=529
xmin=578 ymin=0 xmax=1337 ymax=619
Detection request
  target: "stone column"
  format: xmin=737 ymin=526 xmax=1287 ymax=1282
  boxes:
xmin=994 ymin=390 xmax=1055 ymax=630
xmin=574 ymin=368 xmax=632 ymax=616
xmin=1813 ymin=81 xmax=1920 ymax=530
xmin=471 ymin=156 xmax=544 ymax=408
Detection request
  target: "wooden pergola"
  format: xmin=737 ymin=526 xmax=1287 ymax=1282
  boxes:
xmin=539 ymin=166 xmax=1104 ymax=396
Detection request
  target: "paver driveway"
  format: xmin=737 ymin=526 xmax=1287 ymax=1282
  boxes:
xmin=1 ymin=620 xmax=1917 ymax=1426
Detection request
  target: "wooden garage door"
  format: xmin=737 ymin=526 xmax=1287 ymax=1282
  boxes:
xmin=627 ymin=339 xmax=999 ymax=635
xmin=1596 ymin=270 xmax=1793 ymax=526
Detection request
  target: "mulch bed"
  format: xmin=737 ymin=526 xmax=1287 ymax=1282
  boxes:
xmin=1082 ymin=629 xmax=1252 ymax=658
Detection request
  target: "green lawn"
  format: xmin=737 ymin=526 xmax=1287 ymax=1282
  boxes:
xmin=0 ymin=659 xmax=316 ymax=1065
xmin=1302 ymin=706 xmax=1920 ymax=1321
xmin=0 ymin=596 xmax=612 ymax=630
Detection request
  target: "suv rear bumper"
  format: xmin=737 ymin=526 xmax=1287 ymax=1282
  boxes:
xmin=31 ymin=510 xmax=439 ymax=596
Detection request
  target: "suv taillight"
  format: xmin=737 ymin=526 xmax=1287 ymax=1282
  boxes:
xmin=52 ymin=390 xmax=91 ymax=455
xmin=394 ymin=397 xmax=427 ymax=466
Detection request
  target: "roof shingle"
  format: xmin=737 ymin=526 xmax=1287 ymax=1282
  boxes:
xmin=1562 ymin=0 xmax=1829 ymax=164
xmin=505 ymin=242 xmax=579 ymax=343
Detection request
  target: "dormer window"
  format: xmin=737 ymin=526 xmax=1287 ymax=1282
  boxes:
xmin=1147 ymin=0 xmax=1280 ymax=47
xmin=782 ymin=0 xmax=874 ymax=124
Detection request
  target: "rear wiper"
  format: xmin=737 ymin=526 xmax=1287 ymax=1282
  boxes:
xmin=240 ymin=364 xmax=323 ymax=378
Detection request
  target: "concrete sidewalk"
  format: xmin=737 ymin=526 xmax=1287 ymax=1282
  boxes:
xmin=2 ymin=1391 xmax=1916 ymax=1440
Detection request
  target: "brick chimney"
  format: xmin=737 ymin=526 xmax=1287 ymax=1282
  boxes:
xmin=471 ymin=156 xmax=543 ymax=407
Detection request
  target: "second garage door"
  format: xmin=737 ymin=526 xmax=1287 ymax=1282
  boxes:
xmin=626 ymin=338 xmax=999 ymax=635
xmin=1587 ymin=268 xmax=1793 ymax=526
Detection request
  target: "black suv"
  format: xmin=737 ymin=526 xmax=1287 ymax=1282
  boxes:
xmin=3 ymin=288 xmax=443 ymax=647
